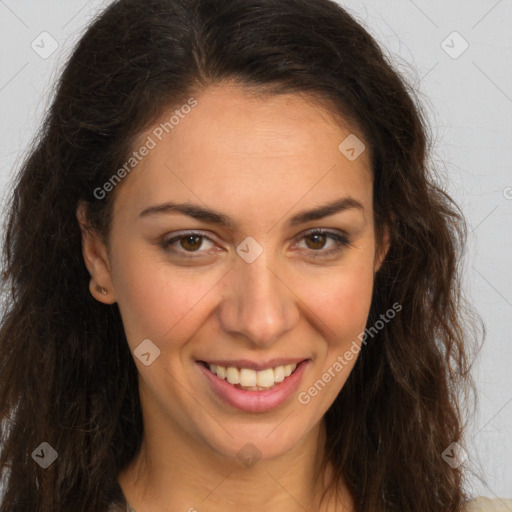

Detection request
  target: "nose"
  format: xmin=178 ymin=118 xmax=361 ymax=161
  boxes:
xmin=217 ymin=251 xmax=300 ymax=347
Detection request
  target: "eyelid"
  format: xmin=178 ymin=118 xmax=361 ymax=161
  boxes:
xmin=299 ymin=227 xmax=349 ymax=239
xmin=164 ymin=230 xmax=216 ymax=241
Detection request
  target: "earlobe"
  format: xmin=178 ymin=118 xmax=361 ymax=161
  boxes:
xmin=76 ymin=201 xmax=117 ymax=304
xmin=88 ymin=279 xmax=115 ymax=304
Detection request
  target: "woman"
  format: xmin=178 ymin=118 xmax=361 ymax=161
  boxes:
xmin=0 ymin=0 xmax=506 ymax=510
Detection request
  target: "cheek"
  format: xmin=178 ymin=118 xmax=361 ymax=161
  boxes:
xmin=110 ymin=242 xmax=222 ymax=347
xmin=304 ymin=260 xmax=375 ymax=344
xmin=297 ymin=263 xmax=374 ymax=406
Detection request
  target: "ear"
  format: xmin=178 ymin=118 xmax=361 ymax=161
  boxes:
xmin=76 ymin=201 xmax=117 ymax=304
xmin=374 ymin=223 xmax=390 ymax=273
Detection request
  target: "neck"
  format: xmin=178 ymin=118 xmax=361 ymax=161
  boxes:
xmin=118 ymin=419 xmax=352 ymax=512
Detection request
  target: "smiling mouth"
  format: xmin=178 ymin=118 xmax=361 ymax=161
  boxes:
xmin=199 ymin=361 xmax=302 ymax=391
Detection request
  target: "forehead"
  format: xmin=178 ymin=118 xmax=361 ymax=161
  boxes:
xmin=113 ymin=83 xmax=373 ymax=223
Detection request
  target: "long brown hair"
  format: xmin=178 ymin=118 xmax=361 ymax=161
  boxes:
xmin=0 ymin=0 xmax=479 ymax=510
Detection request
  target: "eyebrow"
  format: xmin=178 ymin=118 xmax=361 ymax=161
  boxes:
xmin=138 ymin=197 xmax=364 ymax=228
xmin=288 ymin=197 xmax=364 ymax=226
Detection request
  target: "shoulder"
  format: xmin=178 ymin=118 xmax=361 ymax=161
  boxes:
xmin=464 ymin=497 xmax=512 ymax=511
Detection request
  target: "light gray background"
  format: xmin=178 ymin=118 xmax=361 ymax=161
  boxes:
xmin=0 ymin=0 xmax=511 ymax=501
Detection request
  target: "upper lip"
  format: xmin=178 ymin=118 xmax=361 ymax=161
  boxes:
xmin=198 ymin=358 xmax=308 ymax=371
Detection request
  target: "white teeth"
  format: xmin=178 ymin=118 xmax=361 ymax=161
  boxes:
xmin=256 ymin=368 xmax=275 ymax=388
xmin=226 ymin=367 xmax=240 ymax=384
xmin=216 ymin=365 xmax=226 ymax=380
xmin=239 ymin=368 xmax=257 ymax=387
xmin=273 ymin=366 xmax=285 ymax=383
xmin=207 ymin=362 xmax=298 ymax=389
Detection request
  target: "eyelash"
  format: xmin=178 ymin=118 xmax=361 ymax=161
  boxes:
xmin=160 ymin=229 xmax=350 ymax=259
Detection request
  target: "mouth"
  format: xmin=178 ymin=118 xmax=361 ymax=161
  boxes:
xmin=198 ymin=360 xmax=303 ymax=391
xmin=196 ymin=358 xmax=310 ymax=412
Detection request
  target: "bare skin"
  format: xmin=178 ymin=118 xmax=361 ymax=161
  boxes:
xmin=77 ymin=82 xmax=389 ymax=512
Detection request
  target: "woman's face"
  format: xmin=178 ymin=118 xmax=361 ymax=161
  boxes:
xmin=82 ymin=83 xmax=387 ymax=463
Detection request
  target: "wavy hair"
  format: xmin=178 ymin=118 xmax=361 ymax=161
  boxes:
xmin=0 ymin=0 xmax=478 ymax=510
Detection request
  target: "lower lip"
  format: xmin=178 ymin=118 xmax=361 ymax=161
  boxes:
xmin=197 ymin=360 xmax=309 ymax=413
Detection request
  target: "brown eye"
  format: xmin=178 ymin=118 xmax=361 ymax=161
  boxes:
xmin=180 ymin=235 xmax=203 ymax=251
xmin=161 ymin=232 xmax=216 ymax=256
xmin=295 ymin=230 xmax=350 ymax=258
xmin=304 ymin=233 xmax=328 ymax=250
